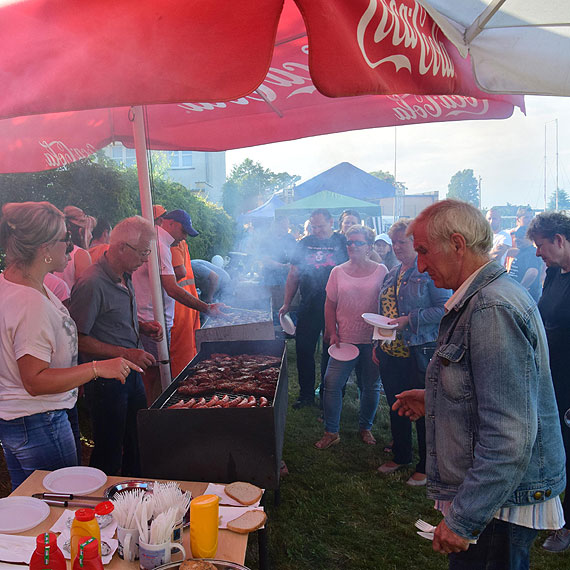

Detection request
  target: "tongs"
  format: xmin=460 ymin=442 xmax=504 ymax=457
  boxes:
xmin=32 ymin=492 xmax=107 ymax=508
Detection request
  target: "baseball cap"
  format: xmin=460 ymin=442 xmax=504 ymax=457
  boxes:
xmin=374 ymin=233 xmax=392 ymax=245
xmin=163 ymin=209 xmax=199 ymax=237
xmin=152 ymin=205 xmax=166 ymax=220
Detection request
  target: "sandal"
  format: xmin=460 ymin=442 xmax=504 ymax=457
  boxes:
xmin=383 ymin=440 xmax=393 ymax=453
xmin=314 ymin=432 xmax=340 ymax=450
xmin=359 ymin=429 xmax=377 ymax=445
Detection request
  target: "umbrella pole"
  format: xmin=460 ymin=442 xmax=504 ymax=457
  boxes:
xmin=131 ymin=105 xmax=172 ymax=391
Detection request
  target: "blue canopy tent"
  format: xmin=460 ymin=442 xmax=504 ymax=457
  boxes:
xmin=238 ymin=194 xmax=286 ymax=223
xmin=294 ymin=162 xmax=396 ymax=201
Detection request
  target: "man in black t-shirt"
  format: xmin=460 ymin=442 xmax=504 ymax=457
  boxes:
xmin=279 ymin=209 xmax=348 ymax=408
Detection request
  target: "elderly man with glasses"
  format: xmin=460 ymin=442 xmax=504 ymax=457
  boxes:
xmin=69 ymin=215 xmax=163 ymax=477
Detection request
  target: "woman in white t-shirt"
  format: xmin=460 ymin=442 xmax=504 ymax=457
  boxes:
xmin=315 ymin=225 xmax=388 ymax=450
xmin=0 ymin=202 xmax=140 ymax=490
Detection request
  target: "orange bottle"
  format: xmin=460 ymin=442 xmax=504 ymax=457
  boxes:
xmin=190 ymin=494 xmax=219 ymax=558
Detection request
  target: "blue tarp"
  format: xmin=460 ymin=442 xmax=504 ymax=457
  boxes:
xmin=294 ymin=162 xmax=395 ymax=201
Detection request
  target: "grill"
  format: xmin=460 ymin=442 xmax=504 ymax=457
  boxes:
xmin=137 ymin=339 xmax=288 ymax=489
xmin=195 ymin=297 xmax=274 ymax=352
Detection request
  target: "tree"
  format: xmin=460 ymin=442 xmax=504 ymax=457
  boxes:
xmin=547 ymin=189 xmax=570 ymax=210
xmin=369 ymin=169 xmax=407 ymax=193
xmin=222 ymin=158 xmax=300 ymax=217
xmin=0 ymin=155 xmax=234 ymax=263
xmin=447 ymin=169 xmax=479 ymax=206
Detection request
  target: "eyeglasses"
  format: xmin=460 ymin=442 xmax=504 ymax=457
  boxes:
xmin=125 ymin=242 xmax=152 ymax=258
xmin=346 ymin=240 xmax=368 ymax=247
xmin=58 ymin=230 xmax=74 ymax=254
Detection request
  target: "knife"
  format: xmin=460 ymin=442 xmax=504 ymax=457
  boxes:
xmin=33 ymin=493 xmax=106 ymax=501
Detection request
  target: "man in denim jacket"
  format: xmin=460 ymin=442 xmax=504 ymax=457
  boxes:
xmin=394 ymin=200 xmax=565 ymax=569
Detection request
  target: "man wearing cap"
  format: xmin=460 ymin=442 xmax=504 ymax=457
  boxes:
xmin=133 ymin=209 xmax=224 ymax=402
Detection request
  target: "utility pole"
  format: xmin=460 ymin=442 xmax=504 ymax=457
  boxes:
xmin=478 ymin=176 xmax=482 ymax=209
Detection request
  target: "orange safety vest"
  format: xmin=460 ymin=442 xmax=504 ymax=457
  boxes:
xmin=169 ymin=240 xmax=200 ymax=378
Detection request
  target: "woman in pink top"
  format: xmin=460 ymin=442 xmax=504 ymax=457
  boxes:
xmin=315 ymin=226 xmax=388 ymax=449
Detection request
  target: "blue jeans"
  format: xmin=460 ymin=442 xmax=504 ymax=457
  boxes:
xmin=322 ymin=344 xmax=380 ymax=434
xmin=84 ymin=371 xmax=146 ymax=477
xmin=448 ymin=518 xmax=538 ymax=570
xmin=0 ymin=409 xmax=78 ymax=490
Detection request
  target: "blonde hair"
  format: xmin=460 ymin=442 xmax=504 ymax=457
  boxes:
xmin=388 ymin=219 xmax=412 ymax=240
xmin=408 ymin=200 xmax=492 ymax=255
xmin=345 ymin=224 xmax=375 ymax=244
xmin=0 ymin=202 xmax=65 ymax=267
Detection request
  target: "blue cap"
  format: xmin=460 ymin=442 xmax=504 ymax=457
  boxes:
xmin=163 ymin=209 xmax=199 ymax=237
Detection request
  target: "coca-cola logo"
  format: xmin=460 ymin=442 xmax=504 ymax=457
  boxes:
xmin=388 ymin=94 xmax=489 ymax=122
xmin=178 ymin=46 xmax=316 ymax=114
xmin=40 ymin=140 xmax=96 ymax=168
xmin=357 ymin=0 xmax=454 ymax=78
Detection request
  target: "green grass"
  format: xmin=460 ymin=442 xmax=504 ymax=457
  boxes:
xmin=244 ymin=339 xmax=568 ymax=569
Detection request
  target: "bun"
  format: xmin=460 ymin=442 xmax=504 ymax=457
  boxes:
xmin=224 ymin=482 xmax=263 ymax=506
xmin=227 ymin=510 xmax=267 ymax=534
xmin=180 ymin=560 xmax=217 ymax=570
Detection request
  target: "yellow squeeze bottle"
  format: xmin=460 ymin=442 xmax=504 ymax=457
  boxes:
xmin=70 ymin=508 xmax=101 ymax=563
xmin=190 ymin=494 xmax=219 ymax=558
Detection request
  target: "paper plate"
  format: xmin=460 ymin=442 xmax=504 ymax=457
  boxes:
xmin=279 ymin=313 xmax=296 ymax=335
xmin=361 ymin=313 xmax=398 ymax=329
xmin=43 ymin=466 xmax=107 ymax=495
xmin=0 ymin=497 xmax=50 ymax=533
xmin=328 ymin=343 xmax=359 ymax=361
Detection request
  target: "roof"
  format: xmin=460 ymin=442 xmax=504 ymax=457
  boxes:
xmin=294 ymin=162 xmax=396 ymax=201
xmin=276 ymin=190 xmax=381 ymax=215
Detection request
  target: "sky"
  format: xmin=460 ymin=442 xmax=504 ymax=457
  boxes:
xmin=227 ymin=96 xmax=570 ymax=211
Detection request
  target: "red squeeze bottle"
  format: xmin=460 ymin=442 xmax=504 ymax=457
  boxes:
xmin=72 ymin=537 xmax=104 ymax=570
xmin=29 ymin=532 xmax=66 ymax=570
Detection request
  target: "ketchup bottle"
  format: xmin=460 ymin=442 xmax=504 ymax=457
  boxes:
xmin=29 ymin=532 xmax=66 ymax=570
xmin=72 ymin=537 xmax=104 ymax=570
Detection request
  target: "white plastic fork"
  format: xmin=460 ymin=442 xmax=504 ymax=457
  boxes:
xmin=415 ymin=519 xmax=437 ymax=533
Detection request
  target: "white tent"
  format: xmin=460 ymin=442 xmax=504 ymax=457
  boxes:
xmin=420 ymin=0 xmax=570 ymax=96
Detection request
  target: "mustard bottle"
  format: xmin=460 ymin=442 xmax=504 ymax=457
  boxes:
xmin=190 ymin=494 xmax=219 ymax=558
xmin=70 ymin=508 xmax=101 ymax=563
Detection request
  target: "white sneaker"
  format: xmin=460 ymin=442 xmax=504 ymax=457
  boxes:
xmin=543 ymin=528 xmax=570 ymax=552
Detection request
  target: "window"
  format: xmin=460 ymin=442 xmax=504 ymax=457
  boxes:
xmin=168 ymin=151 xmax=193 ymax=169
xmin=110 ymin=146 xmax=136 ymax=167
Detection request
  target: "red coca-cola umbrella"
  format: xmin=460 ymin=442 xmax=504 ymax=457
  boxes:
xmin=0 ymin=0 xmax=522 ymax=173
xmin=0 ymin=0 xmax=524 ymax=387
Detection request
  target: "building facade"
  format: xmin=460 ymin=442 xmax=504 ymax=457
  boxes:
xmin=105 ymin=144 xmax=226 ymax=204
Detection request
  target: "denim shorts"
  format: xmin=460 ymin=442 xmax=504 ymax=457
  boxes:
xmin=0 ymin=409 xmax=78 ymax=490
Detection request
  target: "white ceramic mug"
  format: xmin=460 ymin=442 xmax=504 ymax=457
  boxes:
xmin=138 ymin=539 xmax=185 ymax=570
xmin=117 ymin=525 xmax=139 ymax=561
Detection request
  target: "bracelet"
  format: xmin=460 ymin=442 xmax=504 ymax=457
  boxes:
xmin=91 ymin=360 xmax=98 ymax=379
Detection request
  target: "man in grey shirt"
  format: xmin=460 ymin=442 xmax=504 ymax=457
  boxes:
xmin=191 ymin=259 xmax=233 ymax=303
xmin=69 ymin=216 xmax=162 ymax=476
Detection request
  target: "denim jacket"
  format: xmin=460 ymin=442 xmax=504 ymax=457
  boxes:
xmin=378 ymin=260 xmax=451 ymax=347
xmin=425 ymin=261 xmax=566 ymax=540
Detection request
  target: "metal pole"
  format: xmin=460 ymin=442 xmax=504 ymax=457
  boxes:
xmin=544 ymin=123 xmax=548 ymax=212
xmin=556 ymin=119 xmax=558 ymax=212
xmin=393 ymin=127 xmax=397 ymax=221
xmin=131 ymin=105 xmax=172 ymax=390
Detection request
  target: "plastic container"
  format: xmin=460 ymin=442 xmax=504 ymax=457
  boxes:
xmin=29 ymin=532 xmax=66 ymax=570
xmin=70 ymin=508 xmax=100 ymax=563
xmin=72 ymin=537 xmax=104 ymax=570
xmin=190 ymin=494 xmax=219 ymax=558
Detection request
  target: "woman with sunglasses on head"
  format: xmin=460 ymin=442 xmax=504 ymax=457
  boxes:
xmin=315 ymin=225 xmax=388 ymax=449
xmin=0 ymin=202 xmax=140 ymax=490
xmin=373 ymin=219 xmax=450 ymax=486
xmin=53 ymin=205 xmax=94 ymax=289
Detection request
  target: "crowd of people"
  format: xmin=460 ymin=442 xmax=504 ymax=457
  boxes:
xmin=0 ymin=198 xmax=569 ymax=568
